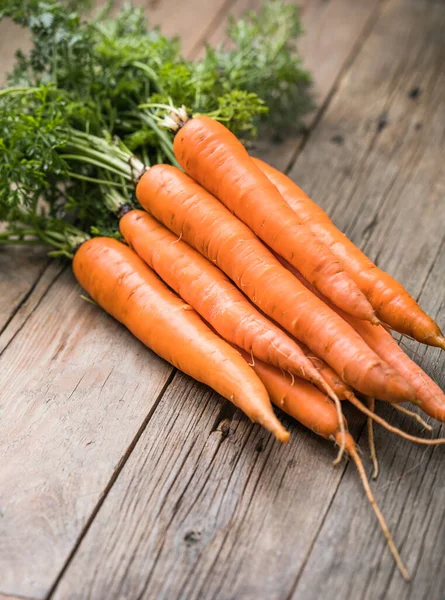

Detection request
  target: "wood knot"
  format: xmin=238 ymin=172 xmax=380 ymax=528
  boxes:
xmin=184 ymin=530 xmax=201 ymax=546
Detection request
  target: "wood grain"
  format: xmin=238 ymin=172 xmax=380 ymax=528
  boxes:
xmin=0 ymin=249 xmax=52 ymax=335
xmin=51 ymin=374 xmax=362 ymax=600
xmin=0 ymin=269 xmax=174 ymax=598
xmin=209 ymin=0 xmax=382 ymax=171
xmin=130 ymin=0 xmax=234 ymax=58
xmin=0 ymin=262 xmax=63 ymax=355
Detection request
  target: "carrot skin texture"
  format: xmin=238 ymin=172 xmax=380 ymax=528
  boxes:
xmin=136 ymin=165 xmax=415 ymax=404
xmin=174 ymin=116 xmax=377 ymax=324
xmin=72 ymin=238 xmax=289 ymax=441
xmin=283 ymin=258 xmax=445 ymax=422
xmin=272 ymin=253 xmax=416 ymax=404
xmin=299 ymin=342 xmax=352 ymax=401
xmin=254 ymin=157 xmax=445 ymax=348
xmin=238 ymin=349 xmax=343 ymax=441
xmin=341 ymin=313 xmax=445 ymax=422
xmin=119 ymin=209 xmax=327 ymax=389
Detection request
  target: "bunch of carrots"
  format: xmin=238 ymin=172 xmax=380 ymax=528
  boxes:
xmin=65 ymin=110 xmax=445 ymax=581
xmin=3 ymin=0 xmax=444 ymax=583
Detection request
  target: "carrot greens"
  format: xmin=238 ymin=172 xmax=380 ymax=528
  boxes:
xmin=0 ymin=0 xmax=312 ymax=243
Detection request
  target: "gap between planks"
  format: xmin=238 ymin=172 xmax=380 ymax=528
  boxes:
xmin=45 ymin=369 xmax=177 ymax=600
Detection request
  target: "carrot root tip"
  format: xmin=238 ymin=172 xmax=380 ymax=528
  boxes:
xmin=266 ymin=419 xmax=290 ymax=443
xmin=435 ymin=335 xmax=445 ymax=351
xmin=393 ymin=403 xmax=433 ymax=432
xmin=349 ymin=445 xmax=410 ymax=581
xmin=277 ymin=429 xmax=291 ymax=443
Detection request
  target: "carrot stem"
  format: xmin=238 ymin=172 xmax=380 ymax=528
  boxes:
xmin=67 ymin=172 xmax=131 ymax=188
xmin=367 ymin=397 xmax=379 ymax=479
xmin=60 ymin=154 xmax=131 ymax=178
xmin=348 ymin=444 xmax=410 ymax=581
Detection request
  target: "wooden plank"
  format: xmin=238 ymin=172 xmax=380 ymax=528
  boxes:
xmin=205 ymin=0 xmax=381 ymax=171
xmin=0 ymin=20 xmax=31 ymax=79
xmin=0 ymin=262 xmax=63 ymax=354
xmin=50 ymin=374 xmax=362 ymax=600
xmin=0 ymin=269 xmax=174 ymax=599
xmin=0 ymin=249 xmax=52 ymax=336
xmin=131 ymin=0 xmax=233 ymax=58
xmin=51 ymin=0 xmax=445 ymax=598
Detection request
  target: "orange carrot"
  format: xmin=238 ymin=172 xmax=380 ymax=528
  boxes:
xmin=72 ymin=237 xmax=289 ymax=442
xmin=240 ymin=349 xmax=343 ymax=442
xmin=283 ymin=257 xmax=445 ymax=423
xmin=172 ymin=115 xmax=377 ymax=324
xmin=237 ymin=349 xmax=409 ymax=581
xmin=135 ymin=164 xmax=415 ymax=404
xmin=299 ymin=342 xmax=352 ymax=401
xmin=294 ymin=338 xmax=440 ymax=445
xmin=254 ymin=157 xmax=445 ymax=350
xmin=342 ymin=313 xmax=445 ymax=423
xmin=118 ymin=209 xmax=334 ymax=397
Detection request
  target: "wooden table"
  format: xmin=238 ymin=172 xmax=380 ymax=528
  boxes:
xmin=1 ymin=1 xmax=444 ymax=598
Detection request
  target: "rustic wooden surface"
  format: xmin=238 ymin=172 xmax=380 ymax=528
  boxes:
xmin=0 ymin=0 xmax=444 ymax=599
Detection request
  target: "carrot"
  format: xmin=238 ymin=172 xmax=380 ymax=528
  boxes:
xmin=299 ymin=335 xmax=441 ymax=445
xmin=254 ymin=157 xmax=445 ymax=350
xmin=300 ymin=338 xmax=441 ymax=452
xmin=118 ymin=208 xmax=338 ymax=399
xmin=299 ymin=342 xmax=351 ymax=400
xmin=285 ymin=257 xmax=445 ymax=424
xmin=72 ymin=237 xmax=289 ymax=442
xmin=341 ymin=311 xmax=445 ymax=423
xmin=172 ymin=115 xmax=378 ymax=324
xmin=237 ymin=349 xmax=409 ymax=581
xmin=240 ymin=349 xmax=343 ymax=443
xmin=135 ymin=163 xmax=415 ymax=404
